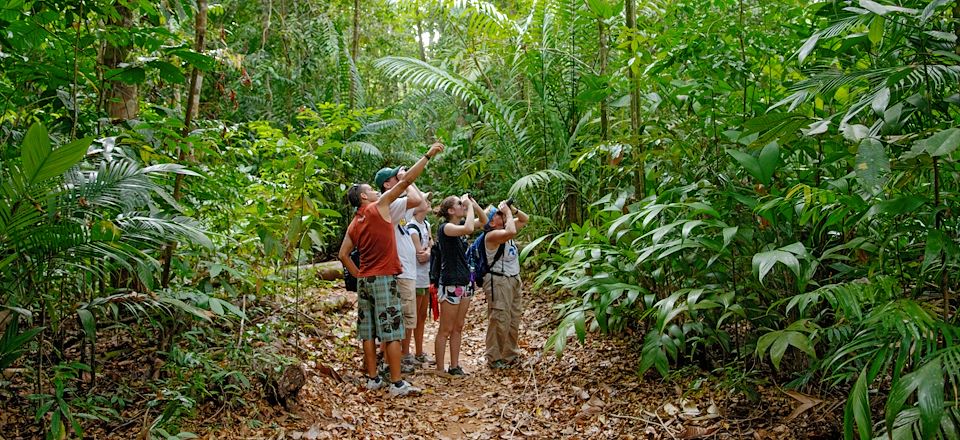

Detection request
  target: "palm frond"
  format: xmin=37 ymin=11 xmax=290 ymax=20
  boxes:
xmin=374 ymin=56 xmax=526 ymax=147
xmin=351 ymin=119 xmax=400 ymax=138
xmin=508 ymin=169 xmax=577 ymax=198
xmin=342 ymin=141 xmax=383 ymax=158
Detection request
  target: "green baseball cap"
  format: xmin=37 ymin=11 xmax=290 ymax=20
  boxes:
xmin=374 ymin=167 xmax=400 ymax=190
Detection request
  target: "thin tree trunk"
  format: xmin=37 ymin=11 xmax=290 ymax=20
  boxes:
xmin=625 ymin=0 xmax=643 ymax=197
xmin=161 ymin=0 xmax=207 ymax=288
xmin=955 ymin=0 xmax=959 ymax=54
xmin=261 ymin=0 xmax=272 ymax=52
xmin=598 ymin=19 xmax=608 ymax=141
xmin=568 ymin=17 xmax=578 ymax=139
xmin=738 ymin=0 xmax=747 ymax=117
xmin=415 ymin=1 xmax=427 ymax=62
xmin=352 ymin=0 xmax=360 ymax=60
xmin=350 ymin=0 xmax=360 ymax=109
xmin=101 ymin=3 xmax=138 ymax=122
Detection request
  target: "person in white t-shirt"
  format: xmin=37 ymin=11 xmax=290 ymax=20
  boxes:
xmin=375 ymin=166 xmax=422 ymax=373
xmin=406 ymin=194 xmax=434 ymax=366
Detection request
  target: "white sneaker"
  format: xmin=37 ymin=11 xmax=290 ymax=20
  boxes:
xmin=388 ymin=380 xmax=422 ymax=397
xmin=365 ymin=376 xmax=386 ymax=391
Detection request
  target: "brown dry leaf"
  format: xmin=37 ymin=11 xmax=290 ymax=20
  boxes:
xmin=679 ymin=423 xmax=720 ymax=439
xmin=587 ymin=395 xmax=606 ymax=408
xmin=315 ymin=362 xmax=343 ymax=383
xmin=783 ymin=390 xmax=823 ymax=422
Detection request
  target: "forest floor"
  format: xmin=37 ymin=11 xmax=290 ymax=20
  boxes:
xmin=201 ymin=282 xmax=843 ymax=439
xmin=1 ymin=280 xmax=845 ymax=439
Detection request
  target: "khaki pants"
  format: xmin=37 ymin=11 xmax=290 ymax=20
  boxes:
xmin=397 ymin=278 xmax=417 ymax=330
xmin=484 ymin=274 xmax=523 ymax=364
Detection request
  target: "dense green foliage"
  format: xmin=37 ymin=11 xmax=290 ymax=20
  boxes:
xmin=1 ymin=0 xmax=958 ymax=438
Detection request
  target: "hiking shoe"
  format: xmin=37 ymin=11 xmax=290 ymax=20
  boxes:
xmin=415 ymin=353 xmax=434 ymax=365
xmin=388 ymin=380 xmax=422 ymax=397
xmin=401 ymin=362 xmax=416 ymax=374
xmin=402 ymin=353 xmax=419 ymax=366
xmin=447 ymin=366 xmax=467 ymax=376
xmin=365 ymin=376 xmax=386 ymax=391
xmin=488 ymin=360 xmax=508 ymax=370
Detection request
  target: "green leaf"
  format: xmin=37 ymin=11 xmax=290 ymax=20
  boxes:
xmin=585 ymin=0 xmax=621 ymax=19
xmin=855 ymin=138 xmax=890 ymax=192
xmin=757 ymin=328 xmax=816 ymax=370
xmin=21 ymin=124 xmax=92 ymax=186
xmin=21 ymin=123 xmax=51 ymax=183
xmin=868 ymin=15 xmax=884 ymax=45
xmin=865 ymin=196 xmax=926 ymax=218
xmin=170 ymin=49 xmax=217 ymax=71
xmin=76 ymin=309 xmax=96 ymax=344
xmin=104 ymin=67 xmax=146 ymax=84
xmin=147 ymin=60 xmax=186 ymax=84
xmin=797 ymin=33 xmax=820 ymax=64
xmin=916 ymin=128 xmax=960 ymax=157
xmin=847 ymin=369 xmax=873 ymax=440
xmin=921 ymin=0 xmax=952 ymax=23
xmin=727 ymin=149 xmax=763 ymax=184
xmin=209 ymin=297 xmax=224 ymax=316
xmin=519 ymin=234 xmax=550 ymax=262
xmin=752 ymin=248 xmax=801 ymax=283
xmin=922 ymin=230 xmax=946 ymax=271
xmin=0 ymin=321 xmax=43 ymax=370
xmin=757 ymin=142 xmax=780 ymax=184
xmin=885 ymin=358 xmax=945 ymax=437
xmin=860 ymin=0 xmax=890 ymax=15
xmin=915 ymin=358 xmax=945 ymax=438
xmin=871 ymin=87 xmax=890 ymax=114
xmin=721 ymin=227 xmax=738 ymax=249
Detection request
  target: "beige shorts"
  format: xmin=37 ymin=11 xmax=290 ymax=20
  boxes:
xmin=397 ymin=278 xmax=417 ymax=330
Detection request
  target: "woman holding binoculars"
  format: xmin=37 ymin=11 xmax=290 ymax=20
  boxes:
xmin=481 ymin=199 xmax=528 ymax=370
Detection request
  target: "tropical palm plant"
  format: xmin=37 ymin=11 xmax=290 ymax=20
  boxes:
xmin=0 ymin=124 xmax=212 ymax=436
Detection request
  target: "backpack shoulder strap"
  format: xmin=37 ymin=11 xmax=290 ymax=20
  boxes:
xmin=491 ymin=242 xmax=506 ymax=265
xmin=407 ymin=222 xmax=422 ymax=236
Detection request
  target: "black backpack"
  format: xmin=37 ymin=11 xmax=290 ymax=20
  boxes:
xmin=343 ymin=248 xmax=361 ymax=292
xmin=428 ymin=240 xmax=441 ymax=285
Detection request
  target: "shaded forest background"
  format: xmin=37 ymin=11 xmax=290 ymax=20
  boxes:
xmin=1 ymin=0 xmax=959 ymax=438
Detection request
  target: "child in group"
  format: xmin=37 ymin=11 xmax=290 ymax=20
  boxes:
xmin=406 ymin=193 xmax=434 ymax=366
xmin=434 ymin=193 xmax=486 ymax=376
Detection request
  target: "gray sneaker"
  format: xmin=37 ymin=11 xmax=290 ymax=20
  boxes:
xmin=401 ymin=362 xmax=416 ymax=374
xmin=365 ymin=376 xmax=386 ymax=390
xmin=414 ymin=354 xmax=433 ymax=365
xmin=447 ymin=366 xmax=467 ymax=376
xmin=388 ymin=380 xmax=422 ymax=397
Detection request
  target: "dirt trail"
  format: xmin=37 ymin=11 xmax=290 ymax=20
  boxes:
xmin=207 ymin=285 xmax=839 ymax=439
xmin=291 ymin=288 xmax=589 ymax=439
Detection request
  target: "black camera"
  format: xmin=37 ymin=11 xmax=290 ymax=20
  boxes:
xmin=505 ymin=198 xmax=515 ymax=207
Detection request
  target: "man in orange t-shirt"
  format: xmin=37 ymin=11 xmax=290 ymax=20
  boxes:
xmin=338 ymin=141 xmax=444 ymax=397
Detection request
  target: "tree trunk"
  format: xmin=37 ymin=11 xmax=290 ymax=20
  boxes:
xmin=625 ymin=0 xmax=644 ymax=198
xmin=101 ymin=3 xmax=138 ymax=121
xmin=955 ymin=0 xmax=959 ymax=55
xmin=161 ymin=0 xmax=207 ymax=288
xmin=567 ymin=17 xmax=578 ymax=139
xmin=350 ymin=0 xmax=360 ymax=109
xmin=415 ymin=1 xmax=427 ymax=62
xmin=598 ymin=19 xmax=608 ymax=141
xmin=260 ymin=0 xmax=272 ymax=52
